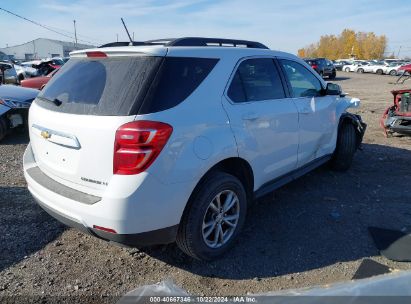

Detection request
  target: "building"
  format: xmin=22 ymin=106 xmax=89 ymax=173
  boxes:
xmin=0 ymin=38 xmax=94 ymax=61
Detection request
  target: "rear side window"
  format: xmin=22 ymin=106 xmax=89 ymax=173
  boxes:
xmin=139 ymin=57 xmax=219 ymax=114
xmin=227 ymin=58 xmax=285 ymax=103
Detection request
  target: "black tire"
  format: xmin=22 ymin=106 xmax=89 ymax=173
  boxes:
xmin=376 ymin=69 xmax=383 ymax=75
xmin=330 ymin=123 xmax=357 ymax=171
xmin=0 ymin=116 xmax=9 ymax=141
xmin=345 ymin=67 xmax=350 ymax=72
xmin=176 ymin=172 xmax=247 ymax=260
xmin=329 ymin=71 xmax=336 ymax=79
xmin=357 ymin=68 xmax=364 ymax=73
xmin=389 ymin=70 xmax=397 ymax=76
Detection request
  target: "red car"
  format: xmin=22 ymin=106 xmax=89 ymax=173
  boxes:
xmin=21 ymin=69 xmax=59 ymax=90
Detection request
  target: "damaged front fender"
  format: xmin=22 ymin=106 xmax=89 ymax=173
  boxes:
xmin=336 ymin=97 xmax=367 ymax=149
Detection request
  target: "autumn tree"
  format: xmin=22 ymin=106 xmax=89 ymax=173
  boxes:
xmin=299 ymin=29 xmax=387 ymax=60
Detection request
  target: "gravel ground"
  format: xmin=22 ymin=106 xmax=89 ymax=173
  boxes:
xmin=1 ymin=72 xmax=411 ymax=299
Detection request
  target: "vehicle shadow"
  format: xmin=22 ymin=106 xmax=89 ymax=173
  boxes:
xmin=141 ymin=143 xmax=411 ymax=279
xmin=0 ymin=186 xmax=65 ymax=272
xmin=0 ymin=131 xmax=29 ymax=145
xmin=332 ymin=76 xmax=350 ymax=81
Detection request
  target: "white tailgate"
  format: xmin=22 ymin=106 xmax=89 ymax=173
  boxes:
xmin=28 ymin=101 xmax=135 ymax=196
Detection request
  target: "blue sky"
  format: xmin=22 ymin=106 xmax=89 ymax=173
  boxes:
xmin=1 ymin=0 xmax=411 ymax=57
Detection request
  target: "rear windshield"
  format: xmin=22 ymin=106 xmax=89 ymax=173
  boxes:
xmin=37 ymin=57 xmax=162 ymax=116
xmin=37 ymin=56 xmax=218 ymax=116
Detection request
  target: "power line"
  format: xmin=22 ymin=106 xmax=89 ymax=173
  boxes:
xmin=0 ymin=7 xmax=98 ymax=45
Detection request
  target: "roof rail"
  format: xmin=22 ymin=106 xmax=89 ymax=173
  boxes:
xmin=166 ymin=37 xmax=269 ymax=49
xmin=99 ymin=37 xmax=269 ymax=49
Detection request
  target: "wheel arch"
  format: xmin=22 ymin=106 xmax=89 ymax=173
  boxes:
xmin=182 ymin=157 xmax=255 ymax=220
xmin=338 ymin=113 xmax=366 ymax=150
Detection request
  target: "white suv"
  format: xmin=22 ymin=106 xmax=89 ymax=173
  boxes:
xmin=23 ymin=38 xmax=366 ymax=260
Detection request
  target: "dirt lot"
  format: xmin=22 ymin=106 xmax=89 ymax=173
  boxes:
xmin=1 ymin=72 xmax=411 ymax=299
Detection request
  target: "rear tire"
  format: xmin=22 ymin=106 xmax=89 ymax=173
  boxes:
xmin=0 ymin=116 xmax=9 ymax=141
xmin=345 ymin=68 xmax=350 ymax=72
xmin=389 ymin=70 xmax=397 ymax=76
xmin=357 ymin=68 xmax=364 ymax=73
xmin=176 ymin=172 xmax=247 ymax=260
xmin=330 ymin=123 xmax=357 ymax=171
xmin=329 ymin=71 xmax=336 ymax=79
xmin=376 ymin=69 xmax=383 ymax=75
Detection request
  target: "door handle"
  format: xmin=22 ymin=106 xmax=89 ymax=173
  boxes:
xmin=242 ymin=112 xmax=259 ymax=120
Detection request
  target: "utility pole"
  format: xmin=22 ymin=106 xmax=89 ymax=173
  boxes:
xmin=116 ymin=34 xmax=119 ymax=42
xmin=397 ymin=46 xmax=402 ymax=59
xmin=73 ymin=20 xmax=78 ymax=49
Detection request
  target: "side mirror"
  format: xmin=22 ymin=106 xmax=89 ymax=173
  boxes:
xmin=325 ymin=83 xmax=344 ymax=96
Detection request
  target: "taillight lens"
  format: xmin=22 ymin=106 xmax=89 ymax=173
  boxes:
xmin=86 ymin=51 xmax=107 ymax=58
xmin=113 ymin=121 xmax=173 ymax=175
xmin=312 ymin=64 xmax=318 ymax=69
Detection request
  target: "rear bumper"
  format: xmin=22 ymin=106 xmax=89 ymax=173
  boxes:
xmin=36 ymin=197 xmax=178 ymax=246
xmin=23 ymin=143 xmax=191 ymax=246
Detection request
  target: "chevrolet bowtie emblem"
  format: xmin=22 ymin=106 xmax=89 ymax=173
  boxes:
xmin=41 ymin=130 xmax=51 ymax=139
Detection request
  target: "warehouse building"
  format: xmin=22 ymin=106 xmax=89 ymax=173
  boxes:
xmin=0 ymin=38 xmax=94 ymax=61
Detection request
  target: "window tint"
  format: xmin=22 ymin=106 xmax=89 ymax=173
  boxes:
xmin=140 ymin=57 xmax=218 ymax=114
xmin=228 ymin=58 xmax=285 ymax=103
xmin=38 ymin=57 xmax=163 ymax=115
xmin=227 ymin=70 xmax=246 ymax=102
xmin=280 ymin=59 xmax=323 ymax=98
xmin=42 ymin=60 xmax=106 ymax=105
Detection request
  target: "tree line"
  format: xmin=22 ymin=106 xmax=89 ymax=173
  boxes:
xmin=298 ymin=29 xmax=387 ymax=60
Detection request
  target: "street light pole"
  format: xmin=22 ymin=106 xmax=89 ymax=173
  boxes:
xmin=73 ymin=20 xmax=78 ymax=49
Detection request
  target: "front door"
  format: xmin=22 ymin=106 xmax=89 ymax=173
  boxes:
xmin=222 ymin=57 xmax=299 ymax=190
xmin=278 ymin=59 xmax=338 ymax=168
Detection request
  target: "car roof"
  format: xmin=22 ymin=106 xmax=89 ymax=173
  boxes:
xmin=70 ymin=45 xmax=299 ymax=61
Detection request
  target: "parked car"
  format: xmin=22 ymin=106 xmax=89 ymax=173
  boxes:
xmin=0 ymin=62 xmax=19 ymax=85
xmin=356 ymin=62 xmax=387 ymax=74
xmin=303 ymin=58 xmax=336 ymax=79
xmin=343 ymin=62 xmax=364 ymax=72
xmin=0 ymin=85 xmax=39 ymax=140
xmin=384 ymin=62 xmax=404 ymax=76
xmin=21 ymin=69 xmax=59 ymax=90
xmin=333 ymin=60 xmax=350 ymax=71
xmin=13 ymin=64 xmax=28 ymax=81
xmin=23 ymin=37 xmax=366 ymax=260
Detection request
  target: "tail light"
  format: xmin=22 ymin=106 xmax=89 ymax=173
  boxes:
xmin=113 ymin=121 xmax=173 ymax=175
xmin=86 ymin=51 xmax=107 ymax=58
xmin=311 ymin=64 xmax=318 ymax=69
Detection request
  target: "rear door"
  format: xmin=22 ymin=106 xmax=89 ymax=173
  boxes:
xmin=222 ymin=57 xmax=299 ymax=189
xmin=278 ymin=58 xmax=338 ymax=168
xmin=28 ymin=52 xmax=165 ymax=195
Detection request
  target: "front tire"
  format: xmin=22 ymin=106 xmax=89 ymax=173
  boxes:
xmin=357 ymin=68 xmax=364 ymax=73
xmin=330 ymin=123 xmax=357 ymax=171
xmin=176 ymin=172 xmax=247 ymax=260
xmin=376 ymin=69 xmax=383 ymax=75
xmin=345 ymin=68 xmax=350 ymax=72
xmin=389 ymin=70 xmax=397 ymax=76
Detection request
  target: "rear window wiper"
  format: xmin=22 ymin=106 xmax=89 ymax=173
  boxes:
xmin=38 ymin=96 xmax=63 ymax=106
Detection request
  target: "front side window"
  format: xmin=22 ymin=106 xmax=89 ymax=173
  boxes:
xmin=227 ymin=58 xmax=285 ymax=103
xmin=280 ymin=59 xmax=323 ymax=98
